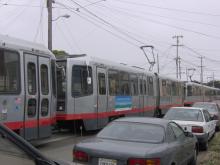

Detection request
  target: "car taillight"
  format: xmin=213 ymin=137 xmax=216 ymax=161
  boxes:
xmin=128 ymin=158 xmax=160 ymax=165
xmin=192 ymin=126 xmax=203 ymax=133
xmin=73 ymin=150 xmax=89 ymax=162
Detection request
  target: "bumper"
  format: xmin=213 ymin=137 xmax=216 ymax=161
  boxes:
xmin=195 ymin=133 xmax=208 ymax=143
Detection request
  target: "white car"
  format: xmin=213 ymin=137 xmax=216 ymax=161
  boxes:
xmin=164 ymin=107 xmax=216 ymax=150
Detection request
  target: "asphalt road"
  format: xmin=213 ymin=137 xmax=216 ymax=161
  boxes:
xmin=36 ymin=132 xmax=95 ymax=162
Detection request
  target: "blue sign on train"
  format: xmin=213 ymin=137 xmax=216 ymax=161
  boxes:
xmin=115 ymin=96 xmax=132 ymax=111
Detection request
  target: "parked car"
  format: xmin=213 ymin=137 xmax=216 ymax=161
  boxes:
xmin=164 ymin=107 xmax=216 ymax=150
xmin=192 ymin=102 xmax=220 ymax=131
xmin=73 ymin=117 xmax=198 ymax=165
xmin=0 ymin=123 xmax=72 ymax=165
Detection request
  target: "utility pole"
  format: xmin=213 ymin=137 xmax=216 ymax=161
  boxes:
xmin=47 ymin=0 xmax=53 ymax=51
xmin=186 ymin=68 xmax=188 ymax=81
xmin=199 ymin=56 xmax=204 ymax=84
xmin=172 ymin=35 xmax=183 ymax=79
xmin=157 ymin=53 xmax=160 ymax=74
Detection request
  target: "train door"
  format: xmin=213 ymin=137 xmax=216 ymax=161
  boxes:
xmin=143 ymin=76 xmax=150 ymax=116
xmin=96 ymin=67 xmax=107 ymax=129
xmin=147 ymin=76 xmax=156 ymax=116
xmin=139 ymin=76 xmax=144 ymax=116
xmin=130 ymin=74 xmax=139 ymax=117
xmin=38 ymin=57 xmax=51 ymax=138
xmin=24 ymin=54 xmax=51 ymax=140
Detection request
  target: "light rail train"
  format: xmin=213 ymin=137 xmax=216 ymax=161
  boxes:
xmin=0 ymin=35 xmax=219 ymax=140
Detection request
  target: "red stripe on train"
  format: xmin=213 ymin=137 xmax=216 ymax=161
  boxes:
xmin=3 ymin=117 xmax=53 ymax=130
xmin=56 ymin=105 xmax=159 ymax=121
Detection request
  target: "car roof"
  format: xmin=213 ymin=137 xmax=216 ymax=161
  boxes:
xmin=194 ymin=102 xmax=216 ymax=105
xmin=114 ymin=117 xmax=170 ymax=126
xmin=170 ymin=106 xmax=204 ymax=110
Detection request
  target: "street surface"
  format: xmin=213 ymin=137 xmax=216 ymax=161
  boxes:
xmin=36 ymin=132 xmax=95 ymax=162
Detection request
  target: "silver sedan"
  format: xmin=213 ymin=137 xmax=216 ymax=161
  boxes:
xmin=73 ymin=117 xmax=198 ymax=165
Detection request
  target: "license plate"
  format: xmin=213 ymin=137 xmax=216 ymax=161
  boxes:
xmin=98 ymin=158 xmax=117 ymax=165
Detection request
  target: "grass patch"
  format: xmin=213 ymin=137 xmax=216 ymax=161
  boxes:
xmin=199 ymin=132 xmax=220 ymax=165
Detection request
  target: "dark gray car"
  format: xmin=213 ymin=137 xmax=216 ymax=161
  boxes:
xmin=73 ymin=117 xmax=198 ymax=165
xmin=193 ymin=102 xmax=220 ymax=130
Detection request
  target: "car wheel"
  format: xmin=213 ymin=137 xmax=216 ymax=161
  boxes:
xmin=216 ymin=126 xmax=220 ymax=132
xmin=202 ymin=141 xmax=208 ymax=151
xmin=188 ymin=148 xmax=197 ymax=165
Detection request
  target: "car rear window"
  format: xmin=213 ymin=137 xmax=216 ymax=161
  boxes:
xmin=164 ymin=108 xmax=204 ymax=122
xmin=193 ymin=103 xmax=218 ymax=113
xmin=97 ymin=121 xmax=165 ymax=143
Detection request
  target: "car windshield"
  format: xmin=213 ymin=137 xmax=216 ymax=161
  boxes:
xmin=193 ymin=103 xmax=218 ymax=113
xmin=164 ymin=108 xmax=204 ymax=122
xmin=97 ymin=121 xmax=165 ymax=143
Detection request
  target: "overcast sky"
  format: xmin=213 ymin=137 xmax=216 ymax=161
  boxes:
xmin=0 ymin=0 xmax=220 ymax=82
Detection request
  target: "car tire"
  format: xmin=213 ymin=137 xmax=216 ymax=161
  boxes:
xmin=188 ymin=148 xmax=197 ymax=165
xmin=216 ymin=126 xmax=220 ymax=132
xmin=201 ymin=141 xmax=208 ymax=151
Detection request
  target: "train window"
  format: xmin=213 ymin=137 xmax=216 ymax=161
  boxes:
xmin=167 ymin=82 xmax=171 ymax=96
xmin=51 ymin=60 xmax=57 ymax=97
xmin=120 ymin=72 xmax=130 ymax=95
xmin=139 ymin=79 xmax=143 ymax=95
xmin=41 ymin=64 xmax=49 ymax=95
xmin=27 ymin=99 xmax=36 ymax=117
xmin=161 ymin=80 xmax=167 ymax=96
xmin=171 ymin=82 xmax=177 ymax=96
xmin=148 ymin=76 xmax=154 ymax=96
xmin=144 ymin=79 xmax=147 ymax=95
xmin=98 ymin=73 xmax=106 ymax=95
xmin=41 ymin=99 xmax=49 ymax=116
xmin=27 ymin=63 xmax=36 ymax=95
xmin=0 ymin=49 xmax=20 ymax=94
xmin=130 ymin=74 xmax=138 ymax=96
xmin=72 ymin=66 xmax=93 ymax=97
xmin=187 ymin=86 xmax=192 ymax=96
xmin=108 ymin=70 xmax=119 ymax=96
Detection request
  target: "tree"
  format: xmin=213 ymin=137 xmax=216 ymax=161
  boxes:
xmin=206 ymin=80 xmax=220 ymax=89
xmin=52 ymin=50 xmax=69 ymax=59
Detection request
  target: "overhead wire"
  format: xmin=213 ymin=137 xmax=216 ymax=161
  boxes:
xmin=54 ymin=21 xmax=76 ymax=52
xmin=111 ymin=0 xmax=220 ymax=17
xmin=34 ymin=0 xmax=44 ymax=42
xmin=83 ymin=0 xmax=173 ymax=46
xmin=83 ymin=0 xmax=220 ymax=40
xmin=1 ymin=0 xmax=33 ymax=33
xmin=54 ymin=1 xmax=140 ymax=48
xmin=100 ymin=2 xmax=220 ymax=29
xmin=66 ymin=0 xmax=147 ymax=45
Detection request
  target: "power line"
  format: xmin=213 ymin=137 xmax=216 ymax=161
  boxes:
xmin=84 ymin=1 xmax=220 ymax=40
xmin=66 ymin=0 xmax=147 ymax=45
xmin=111 ymin=0 xmax=220 ymax=17
xmin=84 ymin=1 xmax=173 ymax=46
xmin=55 ymin=2 xmax=140 ymax=47
xmin=34 ymin=0 xmax=44 ymax=42
xmin=184 ymin=45 xmax=220 ymax=63
xmin=100 ymin=3 xmax=220 ymax=29
xmin=1 ymin=1 xmax=33 ymax=33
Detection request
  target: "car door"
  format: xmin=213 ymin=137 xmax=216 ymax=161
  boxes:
xmin=170 ymin=122 xmax=193 ymax=165
xmin=204 ymin=110 xmax=215 ymax=138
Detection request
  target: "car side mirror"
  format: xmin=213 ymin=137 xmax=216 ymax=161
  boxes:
xmin=184 ymin=131 xmax=194 ymax=138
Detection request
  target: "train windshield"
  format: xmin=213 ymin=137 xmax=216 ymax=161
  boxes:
xmin=57 ymin=61 xmax=66 ymax=99
xmin=0 ymin=49 xmax=20 ymax=94
xmin=72 ymin=65 xmax=93 ymax=97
